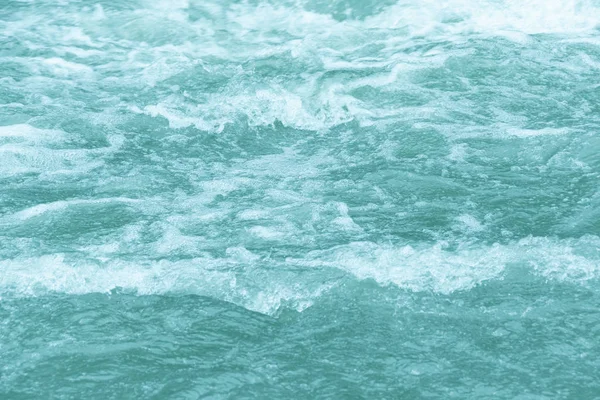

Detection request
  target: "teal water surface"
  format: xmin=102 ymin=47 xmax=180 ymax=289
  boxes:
xmin=1 ymin=0 xmax=600 ymax=398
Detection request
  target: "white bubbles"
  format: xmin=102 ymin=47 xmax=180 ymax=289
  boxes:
xmin=91 ymin=4 xmax=106 ymax=20
xmin=0 ymin=124 xmax=63 ymax=143
xmin=42 ymin=57 xmax=95 ymax=77
xmin=506 ymin=127 xmax=572 ymax=138
xmin=0 ymin=251 xmax=335 ymax=315
xmin=293 ymin=236 xmax=600 ymax=294
xmin=454 ymin=214 xmax=485 ymax=233
xmin=248 ymin=226 xmax=285 ymax=240
xmin=139 ymin=86 xmax=354 ymax=133
xmin=367 ymin=0 xmax=600 ymax=36
xmin=2 ymin=0 xmax=600 ymax=319
xmin=0 ymin=124 xmax=121 ymax=178
xmin=1 ymin=234 xmax=597 ymax=316
xmin=3 ymin=198 xmax=139 ymax=221
xmin=5 ymin=0 xmax=597 ymax=137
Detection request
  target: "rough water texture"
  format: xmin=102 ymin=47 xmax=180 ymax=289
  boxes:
xmin=1 ymin=0 xmax=600 ymax=398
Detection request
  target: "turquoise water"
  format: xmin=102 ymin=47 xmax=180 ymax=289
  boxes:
xmin=1 ymin=0 xmax=600 ymax=398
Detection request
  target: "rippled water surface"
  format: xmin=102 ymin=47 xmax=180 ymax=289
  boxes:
xmin=2 ymin=0 xmax=600 ymax=398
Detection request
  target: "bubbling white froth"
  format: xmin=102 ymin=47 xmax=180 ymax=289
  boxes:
xmin=293 ymin=236 xmax=600 ymax=293
xmin=1 ymin=236 xmax=598 ymax=314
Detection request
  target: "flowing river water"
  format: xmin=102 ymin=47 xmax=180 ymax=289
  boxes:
xmin=1 ymin=0 xmax=600 ymax=398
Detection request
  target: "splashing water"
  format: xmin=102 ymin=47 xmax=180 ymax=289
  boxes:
xmin=1 ymin=0 xmax=600 ymax=398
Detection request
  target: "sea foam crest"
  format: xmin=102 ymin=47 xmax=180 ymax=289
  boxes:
xmin=1 ymin=237 xmax=598 ymax=315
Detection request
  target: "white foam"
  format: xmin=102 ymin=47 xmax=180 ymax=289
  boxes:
xmin=0 ymin=253 xmax=333 ymax=315
xmin=222 ymin=0 xmax=600 ymax=43
xmin=331 ymin=202 xmax=363 ymax=232
xmin=58 ymin=27 xmax=96 ymax=47
xmin=227 ymin=3 xmax=336 ymax=37
xmin=92 ymin=4 xmax=106 ymax=20
xmin=0 ymin=254 xmax=230 ymax=298
xmin=367 ymin=0 xmax=600 ymax=36
xmin=141 ymin=86 xmax=351 ymax=132
xmin=237 ymin=209 xmax=270 ymax=220
xmin=4 ymin=198 xmax=140 ymax=221
xmin=140 ymin=55 xmax=193 ymax=87
xmin=153 ymin=225 xmax=207 ymax=255
xmin=145 ymin=0 xmax=189 ymax=10
xmin=54 ymin=46 xmax=104 ymax=58
xmin=248 ymin=226 xmax=285 ymax=240
xmin=506 ymin=127 xmax=572 ymax=137
xmin=72 ymin=0 xmax=599 ymax=135
xmin=447 ymin=143 xmax=469 ymax=162
xmin=455 ymin=214 xmax=485 ymax=233
xmin=0 ymin=236 xmax=598 ymax=314
xmin=0 ymin=124 xmax=63 ymax=142
xmin=2 ymin=0 xmax=600 ymax=315
xmin=292 ymin=236 xmax=600 ymax=293
xmin=0 ymin=123 xmax=123 ymax=177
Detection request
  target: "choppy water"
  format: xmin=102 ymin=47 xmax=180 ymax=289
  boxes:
xmin=2 ymin=0 xmax=600 ymax=398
